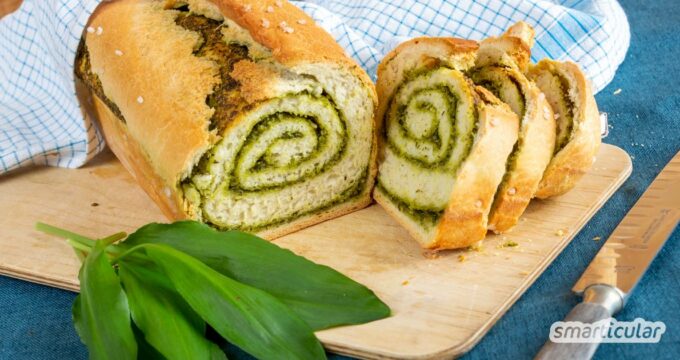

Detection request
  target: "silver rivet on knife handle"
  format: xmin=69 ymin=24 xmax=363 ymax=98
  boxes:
xmin=535 ymin=150 xmax=680 ymax=360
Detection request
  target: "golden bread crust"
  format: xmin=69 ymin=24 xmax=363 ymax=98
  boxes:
xmin=209 ymin=0 xmax=377 ymax=104
xmin=87 ymin=0 xmax=219 ymax=186
xmin=504 ymin=21 xmax=535 ymax=52
xmin=486 ymin=78 xmax=555 ymax=232
xmin=77 ymin=80 xmax=187 ymax=221
xmin=431 ymin=88 xmax=519 ymax=249
xmin=476 ymin=31 xmax=556 ymax=233
xmin=530 ymin=60 xmax=601 ymax=198
xmin=475 ymin=36 xmax=531 ymax=73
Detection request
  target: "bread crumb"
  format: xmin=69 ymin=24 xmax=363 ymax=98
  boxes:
xmin=613 ymin=88 xmax=622 ymax=95
xmin=96 ymin=26 xmax=103 ymax=35
xmin=297 ymin=19 xmax=307 ymax=25
xmin=555 ymin=229 xmax=565 ymax=236
xmin=114 ymin=49 xmax=123 ymax=56
xmin=468 ymin=241 xmax=484 ymax=252
xmin=458 ymin=254 xmax=466 ymax=262
xmin=538 ymin=92 xmax=545 ymax=101
xmin=266 ymin=5 xmax=274 ymax=12
xmin=136 ymin=96 xmax=144 ymax=104
xmin=501 ymin=240 xmax=519 ymax=248
xmin=261 ymin=18 xmax=270 ymax=28
xmin=519 ymin=270 xmax=530 ymax=275
xmin=282 ymin=26 xmax=294 ymax=33
xmin=402 ymin=280 xmax=409 ymax=286
xmin=507 ymin=187 xmax=516 ymax=195
xmin=554 ymin=113 xmax=560 ymax=120
xmin=86 ymin=27 xmax=95 ymax=33
xmin=490 ymin=118 xmax=498 ymax=127
xmin=475 ymin=200 xmax=483 ymax=208
xmin=90 ymin=202 xmax=99 ymax=207
xmin=593 ymin=236 xmax=602 ymax=241
xmin=243 ymin=4 xmax=252 ymax=12
xmin=422 ymin=250 xmax=439 ymax=259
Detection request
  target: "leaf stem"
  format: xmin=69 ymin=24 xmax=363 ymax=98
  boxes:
xmin=36 ymin=222 xmax=127 ymax=258
xmin=36 ymin=222 xmax=96 ymax=246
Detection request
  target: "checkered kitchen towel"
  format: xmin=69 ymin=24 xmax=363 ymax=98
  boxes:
xmin=0 ymin=0 xmax=629 ymax=174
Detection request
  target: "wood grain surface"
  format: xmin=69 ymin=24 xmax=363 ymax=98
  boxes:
xmin=0 ymin=144 xmax=631 ymax=359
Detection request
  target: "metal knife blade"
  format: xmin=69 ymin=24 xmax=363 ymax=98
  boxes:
xmin=573 ymin=151 xmax=680 ymax=297
xmin=536 ymin=150 xmax=680 ymax=360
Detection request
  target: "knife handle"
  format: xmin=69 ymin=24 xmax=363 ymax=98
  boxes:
xmin=535 ymin=285 xmax=624 ymax=360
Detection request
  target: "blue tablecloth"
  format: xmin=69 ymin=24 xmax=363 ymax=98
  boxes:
xmin=1 ymin=0 xmax=678 ymax=358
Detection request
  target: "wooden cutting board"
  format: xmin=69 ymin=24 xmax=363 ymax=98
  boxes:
xmin=0 ymin=144 xmax=630 ymax=359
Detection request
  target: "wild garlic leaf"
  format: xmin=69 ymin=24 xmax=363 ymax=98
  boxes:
xmin=140 ymin=243 xmax=326 ymax=360
xmin=118 ymin=260 xmax=226 ymax=360
xmin=73 ymin=240 xmax=137 ymax=360
xmin=121 ymin=221 xmax=390 ymax=330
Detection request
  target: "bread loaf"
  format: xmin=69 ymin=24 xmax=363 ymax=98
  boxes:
xmin=75 ymin=0 xmax=377 ymax=238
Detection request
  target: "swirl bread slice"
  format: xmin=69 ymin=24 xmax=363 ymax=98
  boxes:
xmin=373 ymin=38 xmax=519 ymax=250
xmin=75 ymin=0 xmax=377 ymax=238
xmin=528 ymin=59 xmax=601 ymax=198
xmin=469 ymin=23 xmax=556 ymax=233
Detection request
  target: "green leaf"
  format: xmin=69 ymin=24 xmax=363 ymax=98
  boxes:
xmin=118 ymin=258 xmax=227 ymax=360
xmin=132 ymin=323 xmax=166 ymax=360
xmin=72 ymin=240 xmax=137 ymax=360
xmin=138 ymin=243 xmax=325 ymax=360
xmin=121 ymin=221 xmax=390 ymax=330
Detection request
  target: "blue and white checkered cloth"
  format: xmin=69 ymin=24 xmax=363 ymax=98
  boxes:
xmin=0 ymin=0 xmax=629 ymax=174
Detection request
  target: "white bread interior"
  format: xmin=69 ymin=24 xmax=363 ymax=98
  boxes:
xmin=529 ymin=59 xmax=601 ymax=198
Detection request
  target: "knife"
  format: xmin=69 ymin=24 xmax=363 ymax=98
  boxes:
xmin=536 ymin=150 xmax=680 ymax=360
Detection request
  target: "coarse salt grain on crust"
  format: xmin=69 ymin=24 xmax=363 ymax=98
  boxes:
xmin=266 ymin=5 xmax=273 ymax=12
xmin=297 ymin=19 xmax=306 ymax=25
xmin=137 ymin=96 xmax=144 ymax=104
xmin=243 ymin=4 xmax=252 ymax=12
xmin=261 ymin=18 xmax=270 ymax=28
xmin=114 ymin=49 xmax=123 ymax=56
xmin=96 ymin=26 xmax=103 ymax=35
xmin=275 ymin=0 xmax=282 ymax=7
xmin=86 ymin=27 xmax=95 ymax=33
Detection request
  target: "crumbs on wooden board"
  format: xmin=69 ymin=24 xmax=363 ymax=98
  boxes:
xmin=593 ymin=236 xmax=602 ymax=241
xmin=422 ymin=250 xmax=439 ymax=259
